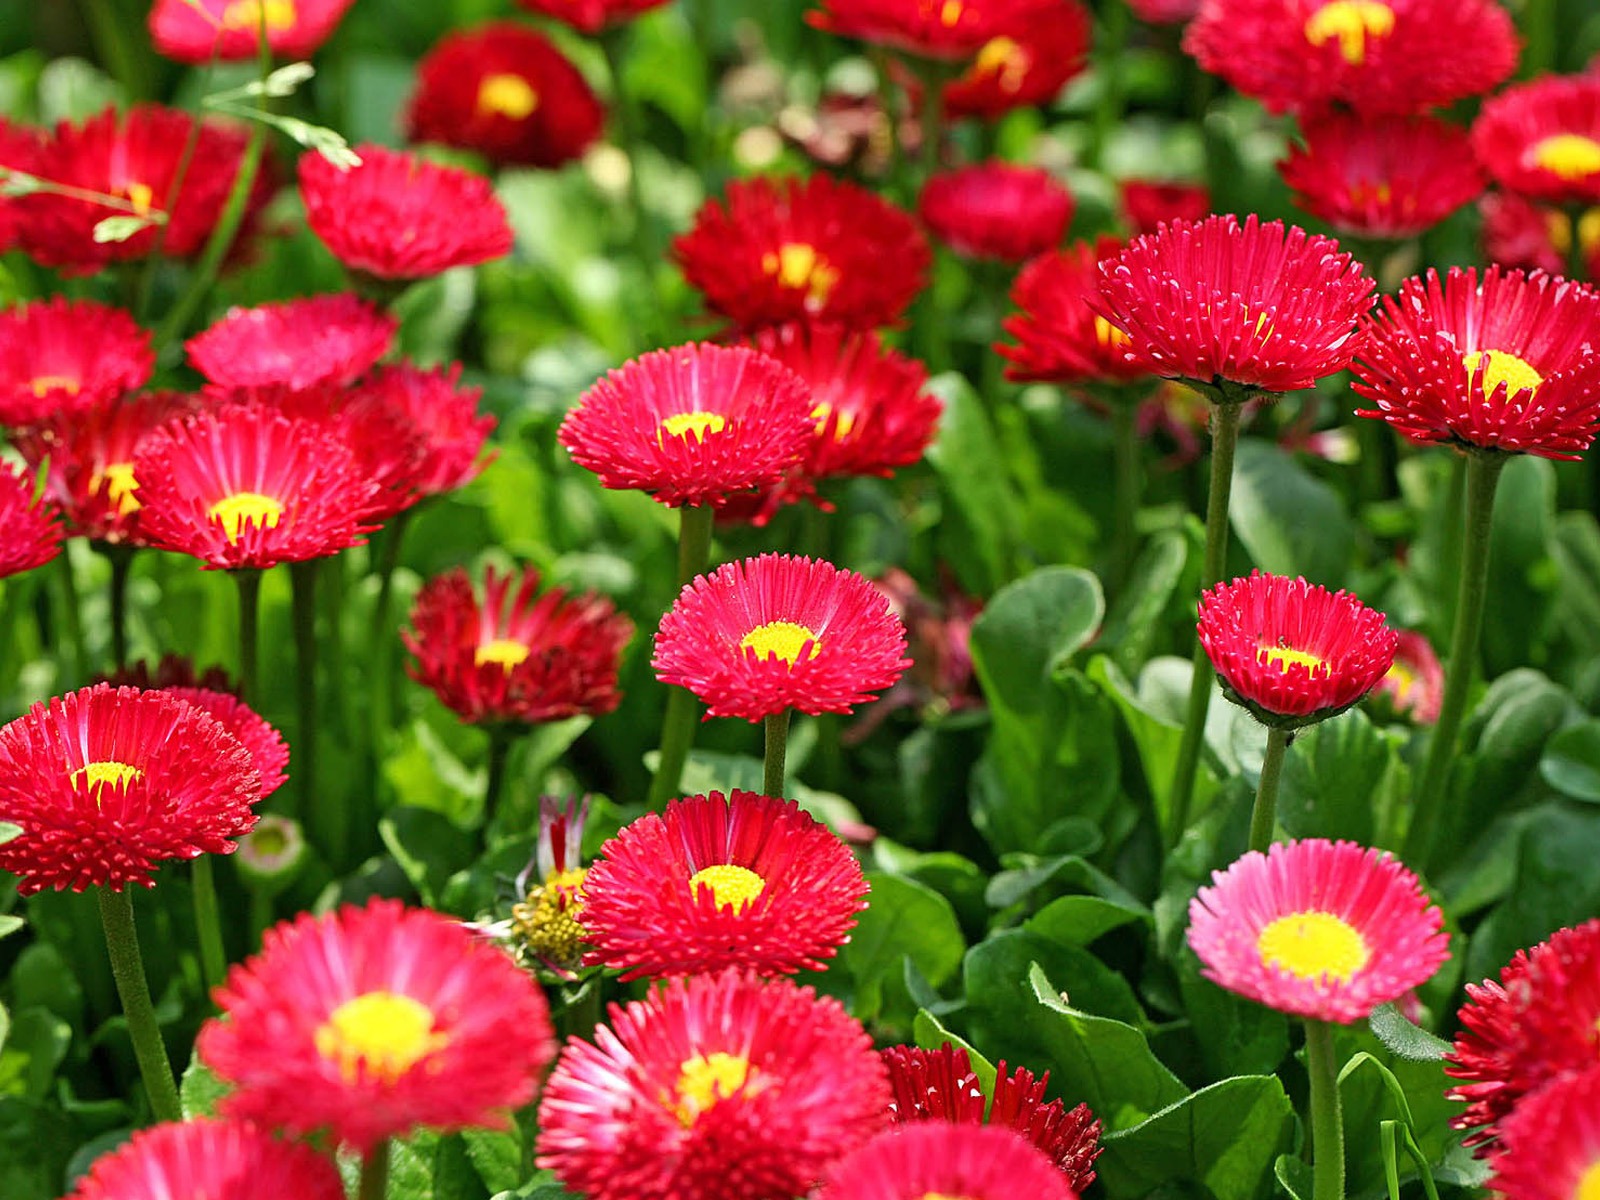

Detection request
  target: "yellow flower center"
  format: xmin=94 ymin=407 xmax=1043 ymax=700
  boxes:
xmin=1384 ymin=661 xmax=1416 ymax=701
xmin=208 ymin=491 xmax=283 ymax=543
xmin=100 ymin=462 xmax=140 ymax=516
xmin=1094 ymin=315 xmax=1131 ymax=348
xmin=313 ymin=991 xmax=447 ymax=1084
xmin=739 ymin=620 xmax=821 ymax=665
xmin=761 ymin=243 xmax=840 ymax=309
xmin=70 ymin=760 xmax=144 ymax=800
xmin=812 ymin=402 xmax=858 ymax=439
xmin=1257 ymin=911 xmax=1371 ymax=982
xmin=673 ymin=1052 xmax=752 ymax=1125
xmin=29 ymin=374 xmax=80 ymax=398
xmin=124 ymin=182 xmax=155 ymax=217
xmin=660 ymin=411 xmax=728 ymax=442
xmin=475 ymin=638 xmax=531 ymax=669
xmin=477 ymin=73 xmax=539 ymax=120
xmin=973 ymin=36 xmax=1028 ymax=93
xmin=1304 ymin=1 xmax=1395 ymax=64
xmin=1464 ymin=349 xmax=1543 ymax=402
xmin=1547 ymin=207 xmax=1600 ymax=258
xmin=1573 ymin=1160 xmax=1600 ymax=1200
xmin=1530 ymin=134 xmax=1600 ymax=182
xmin=1260 ymin=644 xmax=1326 ymax=674
xmin=510 ymin=867 xmax=588 ymax=967
xmin=688 ymin=863 xmax=767 ymax=910
xmin=221 ymin=0 xmax=297 ymax=32
xmin=937 ymin=0 xmax=963 ymax=26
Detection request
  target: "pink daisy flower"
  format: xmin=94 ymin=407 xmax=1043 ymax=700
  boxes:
xmin=66 ymin=1118 xmax=344 ymax=1200
xmin=0 ymin=297 xmax=153 ymax=428
xmin=818 ymin=1122 xmax=1077 ymax=1200
xmin=186 ymin=294 xmax=397 ymax=391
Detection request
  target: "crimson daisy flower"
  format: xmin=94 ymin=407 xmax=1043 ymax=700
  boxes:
xmin=131 ymin=403 xmax=379 ymax=570
xmin=1183 ymin=0 xmax=1517 ymax=116
xmin=998 ymin=239 xmax=1153 ymax=384
xmin=1445 ymin=920 xmax=1600 ymax=1149
xmin=653 ymin=553 xmax=911 ymax=722
xmin=200 ymin=899 xmax=555 ymax=1152
xmin=806 ymin=0 xmax=1066 ymax=60
xmin=354 ymin=362 xmax=496 ymax=498
xmin=1473 ymin=76 xmax=1600 ymax=208
xmin=580 ymin=790 xmax=868 ymax=980
xmin=1480 ymin=192 xmax=1600 ymax=280
xmin=148 ymin=0 xmax=356 ymax=63
xmin=1128 ymin=0 xmax=1199 ymax=21
xmin=1186 ymin=838 xmax=1449 ymax=1023
xmin=918 ymin=162 xmax=1073 ymax=262
xmin=186 ymin=294 xmax=397 ymax=391
xmin=513 ymin=0 xmax=671 ymax=33
xmin=0 ymin=684 xmax=261 ymax=895
xmin=1369 ymin=628 xmax=1443 ymax=724
xmin=1120 ymin=179 xmax=1211 ymax=235
xmin=558 ymin=342 xmax=814 ymax=508
xmin=407 ymin=23 xmax=604 ymax=170
xmin=1197 ymin=571 xmax=1397 ymax=728
xmin=1093 ymin=214 xmax=1374 ymax=401
xmin=1490 ymin=1066 xmax=1600 ymax=1200
xmin=16 ymin=104 xmax=270 ymax=272
xmin=0 ymin=461 xmax=62 ymax=579
xmin=1281 ymin=113 xmax=1484 ymax=241
xmin=299 ymin=145 xmax=514 ymax=283
xmin=1352 ymin=266 xmax=1600 ymax=459
xmin=403 ymin=564 xmax=633 ymax=727
xmin=537 ymin=968 xmax=889 ymax=1200
xmin=66 ymin=1118 xmax=345 ymax=1200
xmin=882 ymin=1043 xmax=1101 ymax=1192
xmin=818 ymin=1123 xmax=1077 ymax=1200
xmin=0 ymin=297 xmax=153 ymax=428
xmin=942 ymin=4 xmax=1091 ymax=119
xmin=674 ymin=174 xmax=931 ymax=331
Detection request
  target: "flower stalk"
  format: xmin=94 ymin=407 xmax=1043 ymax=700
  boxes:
xmin=97 ymin=886 xmax=182 ymax=1123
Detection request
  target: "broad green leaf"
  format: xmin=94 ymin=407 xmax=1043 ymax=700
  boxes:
xmin=926 ymin=375 xmax=1020 ymax=595
xmin=1026 ymin=894 xmax=1149 ymax=947
xmin=0 ymin=822 xmax=22 ymax=845
xmin=1482 ymin=455 xmax=1557 ymax=674
xmin=1276 ymin=709 xmax=1402 ymax=848
xmin=912 ymin=1009 xmax=997 ymax=1096
xmin=1229 ymin=438 xmax=1355 ymax=585
xmin=1368 ymin=1004 xmax=1452 ymax=1063
xmin=1089 ymin=655 xmax=1220 ymax=834
xmin=0 ymin=915 xmax=21 ymax=942
xmin=379 ymin=806 xmax=480 ymax=909
xmin=1176 ymin=947 xmax=1289 ymax=1079
xmin=1539 ymin=719 xmax=1600 ymax=803
xmin=1097 ymin=527 xmax=1190 ymax=675
xmin=180 ymin=1057 xmax=230 ymax=1121
xmin=462 ymin=1128 xmax=524 ymax=1196
xmin=840 ymin=874 xmax=965 ymax=1027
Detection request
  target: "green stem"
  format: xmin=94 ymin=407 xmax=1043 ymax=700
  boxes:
xmin=359 ymin=1139 xmax=390 ymax=1200
xmin=290 ymin=563 xmax=328 ymax=851
xmin=1404 ymin=451 xmax=1506 ymax=869
xmin=233 ymin=569 xmax=260 ymax=708
xmin=1305 ymin=1019 xmax=1346 ymax=1200
xmin=1565 ymin=203 xmax=1589 ymax=283
xmin=96 ymin=887 xmax=181 ymax=1122
xmin=248 ymin=887 xmax=273 ymax=946
xmin=1108 ymin=395 xmax=1143 ymax=596
xmin=483 ymin=727 xmax=513 ymax=824
xmin=55 ymin=547 xmax=87 ymax=684
xmin=916 ymin=59 xmax=948 ymax=186
xmin=1248 ymin=727 xmax=1291 ymax=853
xmin=80 ymin=0 xmax=148 ymax=99
xmin=190 ymin=855 xmax=228 ymax=995
xmin=647 ymin=504 xmax=716 ymax=808
xmin=599 ymin=26 xmax=658 ymax=350
xmin=106 ymin=544 xmax=133 ymax=669
xmin=763 ymin=710 xmax=791 ymax=798
xmin=1165 ymin=399 xmax=1243 ymax=846
xmin=1089 ymin=0 xmax=1131 ymax=170
xmin=369 ymin=509 xmax=414 ymax=742
xmin=1523 ymin=0 xmax=1556 ymax=77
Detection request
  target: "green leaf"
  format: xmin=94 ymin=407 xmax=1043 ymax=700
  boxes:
xmin=379 ymin=806 xmax=480 ymax=908
xmin=1274 ymin=1153 xmax=1313 ymax=1200
xmin=1089 ymin=655 xmax=1220 ymax=833
xmin=1229 ymin=438 xmax=1355 ymax=584
xmin=1539 ymin=719 xmax=1600 ymax=803
xmin=1097 ymin=527 xmax=1190 ymax=675
xmin=840 ymin=874 xmax=965 ymax=1027
xmin=912 ymin=1009 xmax=997 ymax=1096
xmin=0 ymin=915 xmax=21 ymax=942
xmin=1368 ymin=1004 xmax=1452 ymax=1063
xmin=1176 ymin=947 xmax=1290 ymax=1079
xmin=926 ymin=374 xmax=1020 ymax=595
xmin=1025 ymin=894 xmax=1149 ymax=947
xmin=1276 ymin=709 xmax=1402 ymax=847
xmin=91 ymin=215 xmax=156 ymax=243
xmin=180 ymin=1056 xmax=231 ymax=1121
xmin=461 ymin=1129 xmax=523 ymax=1197
xmin=0 ymin=822 xmax=21 ymax=846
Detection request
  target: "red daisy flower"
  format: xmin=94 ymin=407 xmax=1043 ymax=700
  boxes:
xmin=558 ymin=342 xmax=814 ymax=508
xmin=918 ymin=162 xmax=1073 ymax=262
xmin=148 ymin=0 xmax=356 ymax=63
xmin=1128 ymin=0 xmax=1199 ymax=21
xmin=132 ymin=403 xmax=379 ymax=570
xmin=942 ymin=4 xmax=1092 ymax=119
xmin=0 ymin=461 xmax=62 ymax=579
xmin=407 ymin=23 xmax=604 ymax=170
xmin=537 ymin=969 xmax=889 ymax=1200
xmin=580 ymin=790 xmax=868 ymax=980
xmin=806 ymin=0 xmax=1067 ymax=61
xmin=1120 ymin=179 xmax=1212 ymax=235
xmin=186 ymin=294 xmax=397 ymax=391
xmin=16 ymin=104 xmax=270 ymax=273
xmin=200 ymin=899 xmax=555 ymax=1153
xmin=1446 ymin=920 xmax=1600 ymax=1149
xmin=1184 ymin=0 xmax=1517 ymax=116
xmin=1197 ymin=571 xmax=1397 ymax=727
xmin=673 ymin=174 xmax=931 ymax=331
xmin=1473 ymin=76 xmax=1600 ymax=208
xmin=1093 ymin=214 xmax=1374 ymax=401
xmin=653 ymin=553 xmax=911 ymax=722
xmin=1352 ymin=266 xmax=1600 ymax=459
xmin=0 ymin=297 xmax=153 ymax=428
xmin=1187 ymin=838 xmax=1449 ymax=1023
xmin=1480 ymin=192 xmax=1600 ymax=281
xmin=299 ymin=144 xmax=514 ymax=283
xmin=1281 ymin=113 xmax=1484 ymax=241
xmin=818 ymin=1123 xmax=1077 ymax=1200
xmin=403 ymin=564 xmax=633 ymax=727
xmin=1490 ymin=1066 xmax=1600 ymax=1200
xmin=0 ymin=684 xmax=261 ymax=895
xmin=513 ymin=0 xmax=671 ymax=33
xmin=998 ymin=239 xmax=1154 ymax=384
xmin=353 ymin=362 xmax=496 ymax=498
xmin=1369 ymin=628 xmax=1443 ymax=724
xmin=66 ymin=1118 xmax=344 ymax=1200
xmin=882 ymin=1043 xmax=1101 ymax=1192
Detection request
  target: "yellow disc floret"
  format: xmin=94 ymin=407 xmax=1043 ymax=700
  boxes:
xmin=70 ymin=761 xmax=144 ymax=798
xmin=510 ymin=867 xmax=588 ymax=968
xmin=209 ymin=491 xmax=284 ymax=543
xmin=313 ymin=991 xmax=448 ymax=1084
xmin=28 ymin=375 xmax=80 ymax=398
xmin=739 ymin=620 xmax=822 ymax=665
xmin=688 ymin=863 xmax=767 ymax=911
xmin=1574 ymin=1160 xmax=1600 ymax=1200
xmin=761 ymin=243 xmax=840 ymax=309
xmin=660 ymin=411 xmax=728 ymax=442
xmin=974 ymin=37 xmax=1027 ymax=93
xmin=672 ymin=1052 xmax=752 ymax=1124
xmin=101 ymin=462 xmax=141 ymax=516
xmin=475 ymin=638 xmax=532 ymax=670
xmin=1257 ymin=911 xmax=1371 ymax=983
xmin=1260 ymin=644 xmax=1327 ymax=674
xmin=477 ymin=74 xmax=540 ymax=120
xmin=1530 ymin=134 xmax=1600 ymax=182
xmin=221 ymin=0 xmax=297 ymax=33
xmin=1464 ymin=349 xmax=1543 ymax=402
xmin=1304 ymin=1 xmax=1396 ymax=65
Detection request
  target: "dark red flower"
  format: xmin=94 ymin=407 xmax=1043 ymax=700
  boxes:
xmin=1489 ymin=1066 xmax=1600 ymax=1200
xmin=998 ymin=239 xmax=1154 ymax=384
xmin=0 ymin=297 xmax=153 ymax=428
xmin=806 ymin=0 xmax=1068 ymax=61
xmin=0 ymin=461 xmax=62 ymax=579
xmin=66 ymin=1118 xmax=345 ymax=1200
xmin=513 ymin=0 xmax=671 ymax=33
xmin=1281 ymin=113 xmax=1484 ymax=240
xmin=186 ymin=294 xmax=397 ymax=391
xmin=943 ymin=4 xmax=1092 ymax=119
xmin=1473 ymin=75 xmax=1600 ymax=208
xmin=918 ymin=162 xmax=1073 ymax=261
xmin=299 ymin=144 xmax=513 ymax=283
xmin=1480 ymin=192 xmax=1600 ymax=280
xmin=353 ymin=362 xmax=496 ymax=499
xmin=408 ymin=22 xmax=604 ymax=169
xmin=1120 ymin=179 xmax=1212 ymax=235
xmin=674 ymin=174 xmax=931 ymax=331
xmin=148 ymin=0 xmax=356 ymax=63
